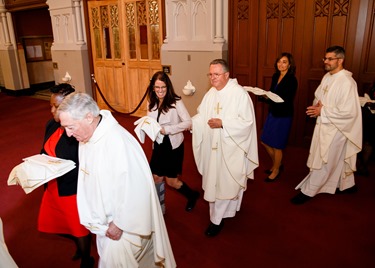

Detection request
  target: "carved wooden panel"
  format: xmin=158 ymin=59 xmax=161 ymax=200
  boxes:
xmin=256 ymin=0 xmax=303 ymax=142
xmin=365 ymin=2 xmax=375 ymax=73
xmin=228 ymin=0 xmax=258 ymax=89
xmin=357 ymin=0 xmax=375 ymax=95
xmin=298 ymin=0 xmax=360 ymax=145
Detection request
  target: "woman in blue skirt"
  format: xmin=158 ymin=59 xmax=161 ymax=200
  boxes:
xmin=260 ymin=53 xmax=298 ymax=182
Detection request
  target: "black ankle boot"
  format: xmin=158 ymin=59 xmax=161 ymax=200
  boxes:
xmin=80 ymin=256 xmax=95 ymax=268
xmin=177 ymin=182 xmax=200 ymax=211
xmin=72 ymin=249 xmax=82 ymax=260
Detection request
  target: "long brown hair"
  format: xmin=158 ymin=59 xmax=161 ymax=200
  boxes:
xmin=147 ymin=71 xmax=181 ymax=113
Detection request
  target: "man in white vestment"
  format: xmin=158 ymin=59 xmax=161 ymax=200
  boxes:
xmin=0 ymin=218 xmax=18 ymax=268
xmin=291 ymin=46 xmax=362 ymax=205
xmin=58 ymin=93 xmax=176 ymax=267
xmin=192 ymin=59 xmax=259 ymax=236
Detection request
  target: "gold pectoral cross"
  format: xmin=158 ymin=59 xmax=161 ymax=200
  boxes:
xmin=215 ymin=102 xmax=222 ymax=114
xmin=80 ymin=168 xmax=90 ymax=175
xmin=141 ymin=119 xmax=150 ymax=127
xmin=212 ymin=142 xmax=218 ymax=150
xmin=323 ymin=85 xmax=328 ymax=95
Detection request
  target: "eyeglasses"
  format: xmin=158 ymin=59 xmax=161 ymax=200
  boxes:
xmin=322 ymin=57 xmax=341 ymax=62
xmin=207 ymin=73 xmax=226 ymax=78
xmin=154 ymin=86 xmax=167 ymax=90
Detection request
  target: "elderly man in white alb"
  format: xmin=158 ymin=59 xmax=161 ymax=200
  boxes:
xmin=192 ymin=59 xmax=259 ymax=237
xmin=291 ymin=46 xmax=362 ymax=205
xmin=58 ymin=92 xmax=176 ymax=267
xmin=0 ymin=218 xmax=18 ymax=268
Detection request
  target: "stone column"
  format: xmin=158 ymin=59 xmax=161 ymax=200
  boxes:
xmin=213 ymin=0 xmax=225 ymax=44
xmin=0 ymin=3 xmax=29 ymax=90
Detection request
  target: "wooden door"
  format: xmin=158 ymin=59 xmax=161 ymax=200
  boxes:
xmin=351 ymin=0 xmax=375 ymax=95
xmin=255 ymin=0 xmax=307 ymax=145
xmin=229 ymin=0 xmax=374 ymax=146
xmin=296 ymin=0 xmax=362 ymax=146
xmin=87 ymin=0 xmax=163 ymax=117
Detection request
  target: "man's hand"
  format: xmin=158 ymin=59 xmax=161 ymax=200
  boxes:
xmin=106 ymin=222 xmax=123 ymax=240
xmin=306 ymin=100 xmax=323 ymax=118
xmin=208 ymin=118 xmax=222 ymax=129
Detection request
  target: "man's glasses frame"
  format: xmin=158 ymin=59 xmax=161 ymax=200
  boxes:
xmin=206 ymin=72 xmax=227 ymax=78
xmin=322 ymin=57 xmax=342 ymax=62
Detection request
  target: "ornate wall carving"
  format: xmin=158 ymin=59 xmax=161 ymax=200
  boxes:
xmin=314 ymin=0 xmax=350 ymax=17
xmin=237 ymin=0 xmax=249 ymax=20
xmin=163 ymin=0 xmax=226 ymax=50
xmin=266 ymin=0 xmax=295 ymax=19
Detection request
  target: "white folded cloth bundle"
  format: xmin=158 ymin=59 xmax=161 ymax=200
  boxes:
xmin=134 ymin=116 xmax=164 ymax=144
xmin=7 ymin=154 xmax=76 ymax=194
xmin=243 ymin=86 xmax=284 ymax=103
xmin=359 ymin=93 xmax=375 ymax=114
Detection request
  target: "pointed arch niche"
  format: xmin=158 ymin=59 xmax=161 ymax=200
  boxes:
xmin=162 ymin=0 xmax=228 ymax=116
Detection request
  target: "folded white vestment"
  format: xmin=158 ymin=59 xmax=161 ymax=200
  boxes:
xmin=134 ymin=116 xmax=164 ymax=144
xmin=359 ymin=93 xmax=375 ymax=114
xmin=7 ymin=154 xmax=76 ymax=194
xmin=244 ymin=86 xmax=284 ymax=103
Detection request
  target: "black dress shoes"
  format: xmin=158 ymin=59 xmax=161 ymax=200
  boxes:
xmin=205 ymin=221 xmax=224 ymax=237
xmin=186 ymin=191 xmax=200 ymax=211
xmin=264 ymin=170 xmax=281 ymax=182
xmin=335 ymin=185 xmax=358 ymax=194
xmin=264 ymin=165 xmax=284 ymax=175
xmin=290 ymin=192 xmax=312 ymax=205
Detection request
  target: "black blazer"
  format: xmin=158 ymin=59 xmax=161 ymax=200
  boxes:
xmin=265 ymin=72 xmax=298 ymax=117
xmin=41 ymin=119 xmax=79 ymax=196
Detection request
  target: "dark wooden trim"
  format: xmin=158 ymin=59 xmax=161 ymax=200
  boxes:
xmin=5 ymin=0 xmax=47 ymax=12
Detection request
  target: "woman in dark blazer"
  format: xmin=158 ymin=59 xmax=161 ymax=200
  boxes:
xmin=260 ymin=52 xmax=298 ymax=182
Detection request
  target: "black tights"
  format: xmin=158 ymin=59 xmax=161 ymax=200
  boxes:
xmin=60 ymin=233 xmax=92 ymax=266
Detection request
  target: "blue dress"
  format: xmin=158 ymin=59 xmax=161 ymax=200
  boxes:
xmin=260 ymin=72 xmax=298 ymax=149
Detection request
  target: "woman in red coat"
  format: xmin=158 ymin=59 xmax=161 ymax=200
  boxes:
xmin=37 ymin=84 xmax=93 ymax=268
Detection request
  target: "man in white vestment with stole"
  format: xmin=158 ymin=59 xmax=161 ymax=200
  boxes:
xmin=58 ymin=93 xmax=176 ymax=267
xmin=291 ymin=46 xmax=362 ymax=205
xmin=192 ymin=59 xmax=259 ymax=237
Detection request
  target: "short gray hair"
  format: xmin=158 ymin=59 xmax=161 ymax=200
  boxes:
xmin=58 ymin=92 xmax=100 ymax=120
xmin=210 ymin=59 xmax=229 ymax=72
